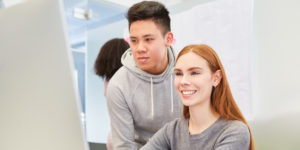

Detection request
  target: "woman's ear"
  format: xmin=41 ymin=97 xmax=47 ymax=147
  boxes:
xmin=213 ymin=70 xmax=222 ymax=87
xmin=165 ymin=32 xmax=173 ymax=47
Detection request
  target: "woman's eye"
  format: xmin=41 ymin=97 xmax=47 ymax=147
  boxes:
xmin=175 ymin=72 xmax=183 ymax=76
xmin=191 ymin=72 xmax=200 ymax=75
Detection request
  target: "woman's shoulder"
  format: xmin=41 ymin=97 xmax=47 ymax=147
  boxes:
xmin=213 ymin=118 xmax=250 ymax=149
xmin=218 ymin=118 xmax=250 ymax=141
xmin=224 ymin=119 xmax=249 ymax=132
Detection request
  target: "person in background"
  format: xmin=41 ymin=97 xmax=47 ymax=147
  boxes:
xmin=94 ymin=38 xmax=129 ymax=96
xmin=94 ymin=38 xmax=129 ymax=150
xmin=106 ymin=1 xmax=182 ymax=149
xmin=141 ymin=44 xmax=254 ymax=150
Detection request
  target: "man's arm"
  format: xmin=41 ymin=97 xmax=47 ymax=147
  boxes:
xmin=140 ymin=121 xmax=171 ymax=150
xmin=106 ymin=82 xmax=137 ymax=150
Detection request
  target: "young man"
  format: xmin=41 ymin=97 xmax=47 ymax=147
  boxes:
xmin=106 ymin=1 xmax=182 ymax=149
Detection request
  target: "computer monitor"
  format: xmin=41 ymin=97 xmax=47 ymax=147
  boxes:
xmin=0 ymin=0 xmax=89 ymax=150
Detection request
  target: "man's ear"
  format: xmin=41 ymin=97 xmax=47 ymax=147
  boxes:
xmin=165 ymin=32 xmax=173 ymax=47
xmin=213 ymin=70 xmax=222 ymax=87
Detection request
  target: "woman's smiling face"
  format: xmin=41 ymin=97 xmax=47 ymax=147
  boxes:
xmin=174 ymin=52 xmax=219 ymax=107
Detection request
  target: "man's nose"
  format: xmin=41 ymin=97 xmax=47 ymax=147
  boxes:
xmin=136 ymin=41 xmax=146 ymax=53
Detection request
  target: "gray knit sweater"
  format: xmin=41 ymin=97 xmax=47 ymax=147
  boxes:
xmin=141 ymin=117 xmax=250 ymax=150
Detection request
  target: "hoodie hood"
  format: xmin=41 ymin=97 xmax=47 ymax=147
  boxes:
xmin=121 ymin=46 xmax=177 ymax=119
xmin=121 ymin=47 xmax=176 ymax=83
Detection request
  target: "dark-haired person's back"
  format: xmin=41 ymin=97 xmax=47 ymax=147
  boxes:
xmin=94 ymin=38 xmax=129 ymax=150
xmin=94 ymin=38 xmax=129 ymax=81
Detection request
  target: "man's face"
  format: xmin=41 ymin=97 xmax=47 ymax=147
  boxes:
xmin=129 ymin=19 xmax=173 ymax=74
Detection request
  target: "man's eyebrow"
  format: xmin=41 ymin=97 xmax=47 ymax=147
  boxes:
xmin=143 ymin=34 xmax=154 ymax=38
xmin=129 ymin=34 xmax=154 ymax=39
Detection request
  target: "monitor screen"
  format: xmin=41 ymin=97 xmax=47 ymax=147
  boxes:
xmin=0 ymin=0 xmax=89 ymax=150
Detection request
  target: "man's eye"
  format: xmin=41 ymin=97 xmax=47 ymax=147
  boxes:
xmin=130 ymin=39 xmax=137 ymax=43
xmin=145 ymin=38 xmax=153 ymax=42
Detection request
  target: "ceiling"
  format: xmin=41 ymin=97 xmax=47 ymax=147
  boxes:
xmin=63 ymin=0 xmax=128 ymax=49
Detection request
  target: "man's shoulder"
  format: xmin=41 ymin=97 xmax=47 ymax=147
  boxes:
xmin=106 ymin=67 xmax=131 ymax=102
xmin=108 ymin=66 xmax=139 ymax=89
xmin=110 ymin=67 xmax=132 ymax=82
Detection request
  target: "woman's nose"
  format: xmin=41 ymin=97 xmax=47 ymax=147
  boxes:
xmin=180 ymin=75 xmax=190 ymax=85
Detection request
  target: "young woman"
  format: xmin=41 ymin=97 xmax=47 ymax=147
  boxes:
xmin=141 ymin=44 xmax=254 ymax=150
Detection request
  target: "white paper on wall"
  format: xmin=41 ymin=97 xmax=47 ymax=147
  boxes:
xmin=171 ymin=0 xmax=254 ymax=119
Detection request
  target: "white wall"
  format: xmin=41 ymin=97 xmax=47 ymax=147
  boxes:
xmin=171 ymin=0 xmax=253 ymax=119
xmin=253 ymin=0 xmax=300 ymax=118
xmin=252 ymin=0 xmax=300 ymax=149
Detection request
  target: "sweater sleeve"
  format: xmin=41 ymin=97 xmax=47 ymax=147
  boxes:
xmin=214 ymin=121 xmax=250 ymax=150
xmin=141 ymin=121 xmax=174 ymax=150
xmin=106 ymin=82 xmax=137 ymax=150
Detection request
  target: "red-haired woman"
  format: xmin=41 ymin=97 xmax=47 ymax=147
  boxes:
xmin=142 ymin=44 xmax=254 ymax=150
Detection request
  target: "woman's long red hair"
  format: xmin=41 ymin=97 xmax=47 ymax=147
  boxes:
xmin=177 ymin=44 xmax=254 ymax=150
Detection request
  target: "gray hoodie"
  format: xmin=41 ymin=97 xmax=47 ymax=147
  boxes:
xmin=106 ymin=47 xmax=182 ymax=150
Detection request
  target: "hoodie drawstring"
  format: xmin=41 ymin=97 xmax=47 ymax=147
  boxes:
xmin=170 ymin=75 xmax=174 ymax=113
xmin=150 ymin=75 xmax=174 ymax=119
xmin=150 ymin=77 xmax=154 ymax=120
